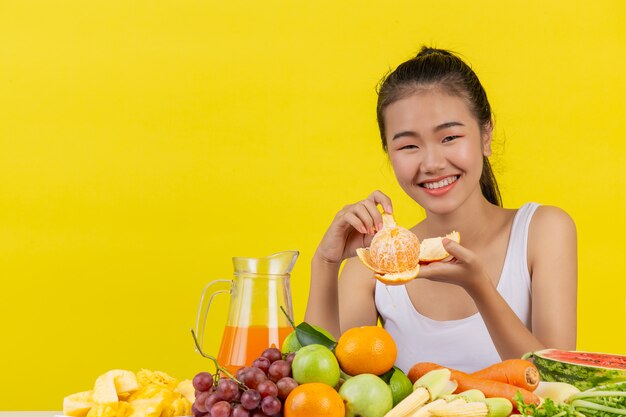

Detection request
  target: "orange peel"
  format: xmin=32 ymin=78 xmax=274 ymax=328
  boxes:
xmin=419 ymin=231 xmax=460 ymax=264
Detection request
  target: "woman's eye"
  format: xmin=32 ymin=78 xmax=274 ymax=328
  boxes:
xmin=399 ymin=144 xmax=418 ymax=150
xmin=442 ymin=135 xmax=460 ymax=143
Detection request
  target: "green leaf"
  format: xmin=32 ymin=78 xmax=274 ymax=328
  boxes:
xmin=295 ymin=322 xmax=337 ymax=350
xmin=516 ymin=391 xmax=579 ymax=417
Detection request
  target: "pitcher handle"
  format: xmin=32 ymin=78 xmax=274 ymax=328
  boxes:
xmin=195 ymin=279 xmax=233 ymax=353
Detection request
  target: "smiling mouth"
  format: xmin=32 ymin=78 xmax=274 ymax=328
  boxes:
xmin=419 ymin=175 xmax=459 ymax=190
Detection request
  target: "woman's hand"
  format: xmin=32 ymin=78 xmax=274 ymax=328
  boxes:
xmin=315 ymin=190 xmax=393 ymax=265
xmin=417 ymin=238 xmax=492 ymax=295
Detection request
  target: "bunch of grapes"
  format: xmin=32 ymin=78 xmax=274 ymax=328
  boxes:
xmin=192 ymin=347 xmax=299 ymax=417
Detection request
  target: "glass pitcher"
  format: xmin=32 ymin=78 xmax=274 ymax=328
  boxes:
xmin=195 ymin=250 xmax=298 ymax=374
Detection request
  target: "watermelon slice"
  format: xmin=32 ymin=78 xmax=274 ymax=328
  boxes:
xmin=524 ymin=349 xmax=626 ymax=391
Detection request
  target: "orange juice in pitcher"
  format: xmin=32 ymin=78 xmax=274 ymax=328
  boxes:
xmin=217 ymin=325 xmax=293 ymax=374
xmin=195 ymin=251 xmax=298 ymax=374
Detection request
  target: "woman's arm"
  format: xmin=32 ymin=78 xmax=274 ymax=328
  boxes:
xmin=305 ymin=255 xmax=379 ymax=339
xmin=305 ymin=254 xmax=343 ymax=338
xmin=473 ymin=206 xmax=577 ymax=357
xmin=304 ymin=191 xmax=393 ymax=339
xmin=338 ymin=257 xmax=379 ymax=332
xmin=417 ymin=206 xmax=577 ymax=358
xmin=527 ymin=205 xmax=577 ymax=349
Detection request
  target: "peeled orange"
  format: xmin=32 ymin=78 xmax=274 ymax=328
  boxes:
xmin=356 ymin=213 xmax=421 ymax=285
xmin=356 ymin=213 xmax=460 ymax=284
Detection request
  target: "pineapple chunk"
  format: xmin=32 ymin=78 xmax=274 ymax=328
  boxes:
xmin=86 ymin=403 xmax=118 ymax=417
xmin=108 ymin=370 xmax=140 ymax=394
xmin=174 ymin=379 xmax=195 ymax=403
xmin=93 ymin=372 xmax=118 ymax=405
xmin=136 ymin=369 xmax=178 ymax=389
xmin=63 ymin=390 xmax=95 ymax=417
xmin=129 ymin=397 xmax=166 ymax=417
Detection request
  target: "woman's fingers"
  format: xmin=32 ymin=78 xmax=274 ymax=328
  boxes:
xmin=368 ymin=190 xmax=393 ymax=214
xmin=417 ymin=261 xmax=449 ymax=279
xmin=338 ymin=192 xmax=393 ymax=235
xmin=442 ymin=238 xmax=473 ymax=263
xmin=350 ymin=202 xmax=376 ymax=235
xmin=340 ymin=211 xmax=369 ymax=235
xmin=360 ymin=199 xmax=384 ymax=232
xmin=417 ymin=241 xmax=488 ymax=292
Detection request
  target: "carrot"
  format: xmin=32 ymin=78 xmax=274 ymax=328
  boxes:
xmin=407 ymin=362 xmax=443 ymax=383
xmin=408 ymin=362 xmax=540 ymax=407
xmin=472 ymin=359 xmax=540 ymax=392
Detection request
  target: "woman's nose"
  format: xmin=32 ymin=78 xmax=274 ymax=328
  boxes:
xmin=422 ymin=146 xmax=446 ymax=173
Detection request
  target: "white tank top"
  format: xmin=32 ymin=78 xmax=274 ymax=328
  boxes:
xmin=374 ymin=203 xmax=539 ymax=373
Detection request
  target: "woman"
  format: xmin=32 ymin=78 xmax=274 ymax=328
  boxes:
xmin=305 ymin=47 xmax=577 ymax=373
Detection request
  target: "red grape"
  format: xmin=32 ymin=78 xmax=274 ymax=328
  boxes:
xmin=243 ymin=367 xmax=267 ymax=389
xmin=194 ymin=391 xmax=211 ymax=413
xmin=232 ymin=404 xmax=251 ymax=417
xmin=192 ymin=403 xmax=204 ymax=417
xmin=285 ymin=352 xmax=295 ymax=365
xmin=261 ymin=396 xmax=281 ymax=416
xmin=275 ymin=377 xmax=298 ymax=400
xmin=261 ymin=347 xmax=282 ymax=363
xmin=193 ymin=372 xmax=214 ymax=392
xmin=236 ymin=366 xmax=250 ymax=382
xmin=267 ymin=360 xmax=291 ymax=382
xmin=250 ymin=410 xmax=268 ymax=417
xmin=217 ymin=378 xmax=239 ymax=401
xmin=211 ymin=400 xmax=232 ymax=417
xmin=205 ymin=392 xmax=223 ymax=410
xmin=240 ymin=389 xmax=261 ymax=410
xmin=252 ymin=357 xmax=271 ymax=374
xmin=256 ymin=380 xmax=278 ymax=398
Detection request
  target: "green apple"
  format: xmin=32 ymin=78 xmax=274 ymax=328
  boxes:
xmin=339 ymin=373 xmax=393 ymax=417
xmin=281 ymin=325 xmax=336 ymax=354
xmin=291 ymin=344 xmax=340 ymax=387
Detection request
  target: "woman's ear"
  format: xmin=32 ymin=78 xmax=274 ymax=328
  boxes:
xmin=482 ymin=119 xmax=494 ymax=157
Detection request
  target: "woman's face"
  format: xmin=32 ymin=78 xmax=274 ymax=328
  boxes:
xmin=384 ymin=89 xmax=492 ymax=215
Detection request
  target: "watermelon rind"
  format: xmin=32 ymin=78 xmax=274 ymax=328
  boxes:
xmin=525 ymin=349 xmax=626 ymax=391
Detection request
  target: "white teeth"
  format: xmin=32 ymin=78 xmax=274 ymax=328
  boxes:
xmin=422 ymin=176 xmax=458 ymax=189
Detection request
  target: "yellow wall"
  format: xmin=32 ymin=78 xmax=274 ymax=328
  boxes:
xmin=1 ymin=0 xmax=624 ymax=410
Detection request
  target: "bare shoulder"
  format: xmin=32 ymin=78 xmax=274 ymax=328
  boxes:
xmin=530 ymin=205 xmax=577 ymax=237
xmin=528 ymin=205 xmax=577 ymax=273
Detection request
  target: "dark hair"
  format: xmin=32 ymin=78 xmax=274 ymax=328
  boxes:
xmin=376 ymin=46 xmax=502 ymax=207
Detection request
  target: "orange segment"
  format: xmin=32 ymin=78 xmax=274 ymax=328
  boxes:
xmin=419 ymin=231 xmax=460 ymax=263
xmin=381 ymin=212 xmax=397 ymax=228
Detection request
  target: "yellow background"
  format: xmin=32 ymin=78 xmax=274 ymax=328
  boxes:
xmin=1 ymin=0 xmax=625 ymax=410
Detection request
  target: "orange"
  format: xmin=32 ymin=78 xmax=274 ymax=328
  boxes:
xmin=419 ymin=231 xmax=460 ymax=263
xmin=356 ymin=213 xmax=421 ymax=285
xmin=283 ymin=382 xmax=345 ymax=417
xmin=335 ymin=326 xmax=397 ymax=376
